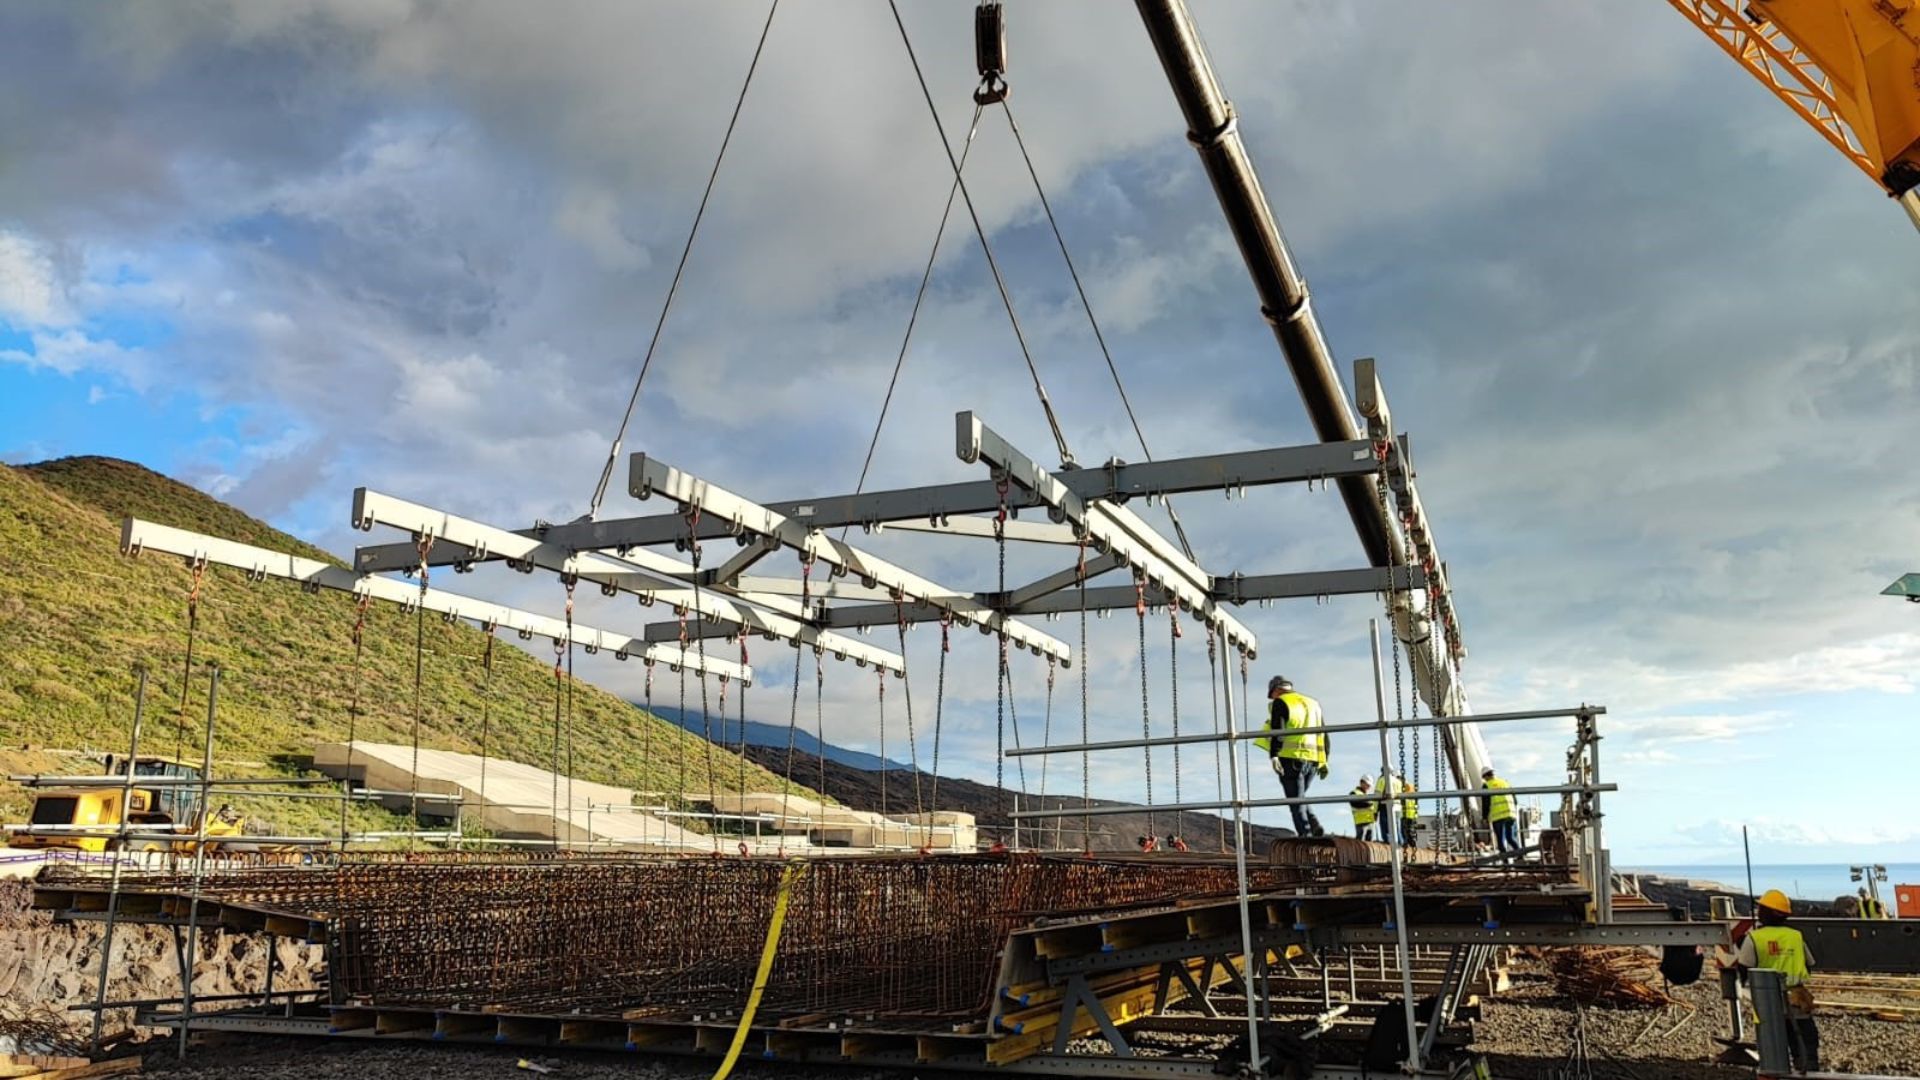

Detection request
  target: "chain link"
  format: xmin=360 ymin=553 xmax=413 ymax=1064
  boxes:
xmin=1077 ymin=538 xmax=1091 ymax=853
xmin=1135 ymin=576 xmax=1154 ymax=844
xmin=1168 ymin=605 xmax=1182 ymax=826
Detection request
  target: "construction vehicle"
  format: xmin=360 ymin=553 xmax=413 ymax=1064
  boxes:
xmin=1667 ymin=0 xmax=1920 ymax=229
xmin=9 ymin=755 xmax=246 ymax=854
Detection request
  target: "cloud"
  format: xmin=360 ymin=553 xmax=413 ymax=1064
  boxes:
xmin=0 ymin=230 xmax=68 ymax=326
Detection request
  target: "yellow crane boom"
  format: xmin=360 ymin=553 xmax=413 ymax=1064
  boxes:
xmin=1668 ymin=0 xmax=1920 ymax=229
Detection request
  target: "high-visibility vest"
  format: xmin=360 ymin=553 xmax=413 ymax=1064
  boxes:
xmin=1348 ymin=787 xmax=1376 ymax=826
xmin=1376 ymin=773 xmax=1404 ymax=815
xmin=1484 ymin=776 xmax=1515 ymax=822
xmin=1862 ymin=896 xmax=1886 ymax=919
xmin=1261 ymin=692 xmax=1326 ymax=763
xmin=1749 ymin=925 xmax=1810 ymax=986
xmin=1402 ymin=781 xmax=1419 ymax=820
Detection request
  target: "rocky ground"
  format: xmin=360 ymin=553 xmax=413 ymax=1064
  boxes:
xmin=0 ymin=877 xmax=323 ymax=1054
xmin=1472 ymin=954 xmax=1920 ymax=1079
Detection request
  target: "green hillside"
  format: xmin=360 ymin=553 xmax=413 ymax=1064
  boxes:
xmin=0 ymin=457 xmax=812 ymax=834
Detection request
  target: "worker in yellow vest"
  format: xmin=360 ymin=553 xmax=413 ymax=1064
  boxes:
xmin=1737 ymin=889 xmax=1819 ymax=1073
xmin=1481 ymin=767 xmax=1519 ymax=855
xmin=1375 ymin=770 xmax=1413 ymax=847
xmin=1857 ymin=888 xmax=1888 ymax=919
xmin=1400 ymin=777 xmax=1419 ymax=847
xmin=1347 ymin=777 xmax=1376 ymax=841
xmin=1261 ymin=676 xmax=1327 ymax=838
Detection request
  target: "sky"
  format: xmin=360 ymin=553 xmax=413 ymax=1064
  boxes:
xmin=1 ymin=1 xmax=1915 ymax=866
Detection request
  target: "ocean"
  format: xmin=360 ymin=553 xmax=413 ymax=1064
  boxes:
xmin=1625 ymin=863 xmax=1920 ymax=903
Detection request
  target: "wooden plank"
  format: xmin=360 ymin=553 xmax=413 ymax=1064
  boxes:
xmin=17 ymin=1059 xmax=142 ymax=1080
xmin=432 ymin=1013 xmax=493 ymax=1040
xmin=374 ymin=1011 xmax=431 ymax=1035
xmin=624 ymin=1024 xmax=683 ymax=1049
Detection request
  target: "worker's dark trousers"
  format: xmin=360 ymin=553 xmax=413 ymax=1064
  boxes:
xmin=1275 ymin=758 xmax=1321 ymax=836
xmin=1492 ymin=818 xmax=1520 ymax=853
xmin=1787 ymin=1016 xmax=1819 ymax=1073
xmin=1355 ymin=823 xmax=1374 ymax=842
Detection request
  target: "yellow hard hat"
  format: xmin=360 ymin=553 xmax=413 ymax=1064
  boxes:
xmin=1757 ymin=889 xmax=1792 ymax=914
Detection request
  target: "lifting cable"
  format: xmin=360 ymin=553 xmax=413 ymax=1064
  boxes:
xmin=1375 ymin=447 xmax=1411 ymax=824
xmin=846 ymin=100 xmax=986 ymax=511
xmin=1134 ymin=575 xmax=1155 ymax=844
xmin=1167 ymin=604 xmax=1183 ymax=845
xmin=778 ymin=647 xmax=803 ymax=856
xmin=894 ymin=602 xmax=926 ymax=841
xmin=1035 ymin=656 xmax=1054 ymax=816
xmin=736 ymin=638 xmax=750 ymax=819
xmin=338 ymin=592 xmax=372 ymax=848
xmin=876 ymin=664 xmax=888 ymax=821
xmin=408 ymin=534 xmax=434 ymax=850
xmin=643 ymin=658 xmax=657 ymax=828
xmin=997 ymin=92 xmax=1196 ymax=559
xmin=563 ymin=577 xmax=578 ymax=840
xmin=813 ymin=650 xmax=827 ymax=819
xmin=475 ymin=623 xmax=497 ymax=846
xmin=929 ymin=611 xmax=951 ymax=822
xmin=174 ymin=560 xmax=208 ymax=763
xmin=586 ymin=0 xmax=781 ymax=519
xmin=684 ymin=509 xmax=720 ymax=853
xmin=888 ymin=0 xmax=1074 ymax=467
xmin=1077 ymin=536 xmax=1091 ymax=853
xmin=1207 ymin=628 xmax=1225 ymax=853
xmin=550 ymin=616 xmax=566 ymax=850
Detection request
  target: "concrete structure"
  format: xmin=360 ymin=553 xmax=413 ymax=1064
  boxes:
xmin=314 ymin=741 xmax=974 ymax=853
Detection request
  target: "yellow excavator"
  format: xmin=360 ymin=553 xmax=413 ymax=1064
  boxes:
xmin=10 ymin=755 xmax=246 ymax=854
xmin=1667 ymin=0 xmax=1920 ymax=229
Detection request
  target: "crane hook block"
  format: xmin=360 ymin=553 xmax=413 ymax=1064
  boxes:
xmin=975 ymin=2 xmax=1008 ymax=104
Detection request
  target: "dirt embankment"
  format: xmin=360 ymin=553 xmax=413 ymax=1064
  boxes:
xmin=0 ymin=877 xmax=324 ymax=1053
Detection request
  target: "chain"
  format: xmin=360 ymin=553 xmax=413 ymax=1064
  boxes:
xmin=994 ymin=477 xmax=1009 ymax=825
xmin=778 ymin=648 xmax=800 ymax=857
xmin=1038 ymin=657 xmax=1055 ymax=807
xmin=677 ymin=595 xmax=690 ymax=807
xmin=643 ymin=658 xmax=656 ymax=798
xmin=931 ymin=611 xmax=950 ymax=818
xmin=876 ymin=664 xmax=888 ymax=821
xmin=1168 ymin=604 xmax=1183 ymax=828
xmin=1135 ymin=575 xmax=1154 ymax=842
xmin=474 ymin=624 xmax=497 ymax=846
xmin=562 ymin=575 xmax=577 ymax=842
xmin=684 ymin=506 xmax=718 ymax=852
xmin=736 ymin=637 xmax=749 ymax=806
xmin=408 ymin=534 xmax=434 ymax=850
xmin=175 ymin=560 xmax=209 ymax=762
xmin=1077 ymin=536 xmax=1091 ymax=853
xmin=814 ymin=650 xmax=826 ymax=814
xmin=338 ymin=592 xmax=372 ymax=847
xmin=896 ymin=603 xmax=925 ymax=844
xmin=1207 ymin=628 xmax=1224 ymax=853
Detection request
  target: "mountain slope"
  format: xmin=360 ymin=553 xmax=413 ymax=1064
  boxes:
xmin=741 ymin=745 xmax=1294 ymax=853
xmin=0 ymin=457 xmax=811 ymax=828
xmin=646 ymin=706 xmax=911 ymax=772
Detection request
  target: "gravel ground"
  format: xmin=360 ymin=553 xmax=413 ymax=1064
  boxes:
xmin=144 ymin=1038 xmax=904 ymax=1080
xmin=1472 ymin=960 xmax=1920 ymax=1079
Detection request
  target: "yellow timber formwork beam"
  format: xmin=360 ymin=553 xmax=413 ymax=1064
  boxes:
xmin=1667 ymin=0 xmax=1920 ymax=221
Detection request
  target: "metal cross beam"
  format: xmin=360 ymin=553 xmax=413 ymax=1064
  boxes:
xmin=120 ymin=519 xmax=749 ymax=682
xmin=957 ymin=411 xmax=1259 ymax=655
xmin=350 ymin=489 xmax=902 ymax=673
xmin=353 ymin=436 xmax=1394 ymax=573
xmin=628 ymin=453 xmax=1072 ymax=665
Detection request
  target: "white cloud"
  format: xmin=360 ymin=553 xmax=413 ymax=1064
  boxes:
xmin=0 ymin=230 xmax=68 ymax=326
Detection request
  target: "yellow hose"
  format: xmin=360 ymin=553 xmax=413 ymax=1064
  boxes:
xmin=710 ymin=859 xmax=807 ymax=1080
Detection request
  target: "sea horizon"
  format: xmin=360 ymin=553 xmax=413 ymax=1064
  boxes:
xmin=1623 ymin=862 xmax=1920 ymax=902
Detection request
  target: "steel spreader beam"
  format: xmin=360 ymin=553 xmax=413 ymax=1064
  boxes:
xmin=628 ymin=454 xmax=1072 ymax=665
xmin=349 ymin=490 xmax=901 ymax=673
xmin=957 ymin=411 xmax=1258 ymax=656
xmin=121 ymin=519 xmax=749 ymax=682
xmin=353 ymin=436 xmax=1390 ymax=573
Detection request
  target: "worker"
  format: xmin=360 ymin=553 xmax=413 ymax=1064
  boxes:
xmin=1165 ymin=834 xmax=1190 ymax=853
xmin=1400 ymin=777 xmax=1419 ymax=847
xmin=1736 ymin=890 xmax=1819 ymax=1073
xmin=1375 ymin=770 xmax=1412 ymax=847
xmin=1481 ymin=767 xmax=1519 ymax=855
xmin=1136 ymin=835 xmax=1158 ymax=853
xmin=1261 ymin=676 xmax=1328 ymax=838
xmin=1347 ymin=777 xmax=1376 ymax=841
xmin=1858 ymin=887 xmax=1887 ymax=919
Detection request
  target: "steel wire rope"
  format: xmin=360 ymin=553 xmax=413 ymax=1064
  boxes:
xmin=586 ymin=0 xmax=782 ymax=519
xmin=843 ymin=101 xmax=985 ymax=525
xmin=997 ymin=96 xmax=1197 ymax=559
xmin=888 ymin=0 xmax=1074 ymax=467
